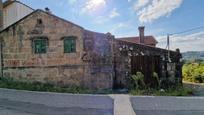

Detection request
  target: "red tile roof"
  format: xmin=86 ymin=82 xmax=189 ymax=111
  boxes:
xmin=117 ymin=36 xmax=158 ymax=46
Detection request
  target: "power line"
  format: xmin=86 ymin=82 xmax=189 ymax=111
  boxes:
xmin=166 ymin=25 xmax=204 ymax=60
xmin=169 ymin=25 xmax=204 ymax=36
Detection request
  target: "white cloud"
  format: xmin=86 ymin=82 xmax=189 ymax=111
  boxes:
xmin=157 ymin=31 xmax=204 ymax=52
xmin=109 ymin=8 xmax=120 ymax=18
xmin=134 ymin=0 xmax=150 ymax=11
xmin=93 ymin=16 xmax=110 ymax=24
xmin=135 ymin=0 xmax=183 ymax=23
xmin=68 ymin=0 xmax=78 ymax=5
xmin=58 ymin=0 xmax=78 ymax=7
xmin=81 ymin=0 xmax=107 ymax=14
xmin=110 ymin=23 xmax=129 ymax=34
xmin=128 ymin=0 xmax=132 ymax=2
xmin=93 ymin=8 xmax=120 ymax=24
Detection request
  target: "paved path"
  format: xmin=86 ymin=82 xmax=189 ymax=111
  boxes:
xmin=131 ymin=96 xmax=204 ymax=115
xmin=0 ymin=88 xmax=113 ymax=115
xmin=111 ymin=95 xmax=136 ymax=115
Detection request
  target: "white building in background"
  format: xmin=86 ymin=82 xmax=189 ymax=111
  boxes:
xmin=1 ymin=0 xmax=34 ymax=29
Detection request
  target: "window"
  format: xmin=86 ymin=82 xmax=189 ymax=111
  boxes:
xmin=33 ymin=38 xmax=48 ymax=54
xmin=63 ymin=37 xmax=76 ymax=53
xmin=37 ymin=19 xmax=42 ymax=25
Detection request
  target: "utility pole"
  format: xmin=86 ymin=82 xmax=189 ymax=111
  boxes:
xmin=167 ymin=34 xmax=171 ymax=62
xmin=166 ymin=26 xmax=204 ymax=62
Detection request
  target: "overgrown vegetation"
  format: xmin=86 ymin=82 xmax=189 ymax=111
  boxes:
xmin=0 ymin=77 xmax=113 ymax=94
xmin=0 ymin=71 xmax=195 ymax=96
xmin=129 ymin=71 xmax=193 ymax=96
xmin=131 ymin=72 xmax=146 ymax=89
xmin=183 ymin=59 xmax=204 ymax=83
xmin=130 ymin=86 xmax=194 ymax=96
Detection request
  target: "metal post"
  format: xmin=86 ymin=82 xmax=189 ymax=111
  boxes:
xmin=167 ymin=34 xmax=171 ymax=62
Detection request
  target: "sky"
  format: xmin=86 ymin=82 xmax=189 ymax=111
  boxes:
xmin=16 ymin=0 xmax=204 ymax=52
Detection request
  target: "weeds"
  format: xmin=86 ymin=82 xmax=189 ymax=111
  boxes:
xmin=130 ymin=87 xmax=194 ymax=96
xmin=0 ymin=77 xmax=108 ymax=94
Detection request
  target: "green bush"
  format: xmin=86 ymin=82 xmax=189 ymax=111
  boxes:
xmin=153 ymin=72 xmax=160 ymax=88
xmin=131 ymin=72 xmax=145 ymax=89
xmin=183 ymin=60 xmax=204 ymax=83
xmin=193 ymin=74 xmax=204 ymax=83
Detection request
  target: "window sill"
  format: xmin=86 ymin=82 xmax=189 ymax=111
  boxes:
xmin=64 ymin=52 xmax=79 ymax=58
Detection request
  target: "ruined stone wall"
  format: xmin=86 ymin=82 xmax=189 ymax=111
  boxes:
xmin=113 ymin=40 xmax=131 ymax=88
xmin=0 ymin=10 xmax=113 ymax=89
xmin=114 ymin=39 xmax=183 ymax=88
xmin=82 ymin=31 xmax=114 ymax=89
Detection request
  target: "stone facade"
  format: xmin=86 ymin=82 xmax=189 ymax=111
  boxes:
xmin=0 ymin=9 xmax=182 ymax=89
xmin=0 ymin=10 xmax=113 ymax=89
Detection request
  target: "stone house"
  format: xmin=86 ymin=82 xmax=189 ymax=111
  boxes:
xmin=0 ymin=1 xmax=182 ymax=89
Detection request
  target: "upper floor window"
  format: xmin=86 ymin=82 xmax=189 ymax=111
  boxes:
xmin=63 ymin=36 xmax=76 ymax=53
xmin=32 ymin=37 xmax=48 ymax=54
xmin=37 ymin=19 xmax=43 ymax=25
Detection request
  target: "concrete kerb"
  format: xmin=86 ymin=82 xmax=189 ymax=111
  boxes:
xmin=110 ymin=94 xmax=136 ymax=115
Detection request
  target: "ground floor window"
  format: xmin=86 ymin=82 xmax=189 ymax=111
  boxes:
xmin=32 ymin=37 xmax=48 ymax=54
xmin=63 ymin=37 xmax=76 ymax=53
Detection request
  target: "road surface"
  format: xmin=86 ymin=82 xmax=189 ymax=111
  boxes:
xmin=0 ymin=88 xmax=204 ymax=115
xmin=0 ymin=88 xmax=113 ymax=115
xmin=131 ymin=96 xmax=204 ymax=115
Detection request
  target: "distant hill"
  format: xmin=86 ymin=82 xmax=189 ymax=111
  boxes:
xmin=182 ymin=51 xmax=204 ymax=60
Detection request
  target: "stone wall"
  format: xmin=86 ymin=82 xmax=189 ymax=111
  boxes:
xmin=113 ymin=39 xmax=183 ymax=88
xmin=82 ymin=30 xmax=114 ymax=89
xmin=0 ymin=9 xmax=182 ymax=90
xmin=0 ymin=10 xmax=113 ymax=89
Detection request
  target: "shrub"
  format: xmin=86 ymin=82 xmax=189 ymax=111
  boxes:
xmin=193 ymin=74 xmax=204 ymax=83
xmin=131 ymin=72 xmax=145 ymax=89
xmin=182 ymin=60 xmax=204 ymax=83
xmin=153 ymin=72 xmax=160 ymax=88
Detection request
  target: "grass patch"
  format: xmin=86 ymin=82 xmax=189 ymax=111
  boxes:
xmin=0 ymin=77 xmax=194 ymax=96
xmin=0 ymin=77 xmax=113 ymax=94
xmin=130 ymin=87 xmax=194 ymax=96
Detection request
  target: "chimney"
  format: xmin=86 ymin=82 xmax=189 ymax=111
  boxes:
xmin=138 ymin=26 xmax=145 ymax=44
xmin=0 ymin=0 xmax=3 ymax=30
xmin=45 ymin=7 xmax=51 ymax=14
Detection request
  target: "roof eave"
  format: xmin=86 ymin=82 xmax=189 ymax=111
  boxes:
xmin=0 ymin=9 xmax=84 ymax=34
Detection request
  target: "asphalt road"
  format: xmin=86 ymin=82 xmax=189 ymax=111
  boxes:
xmin=0 ymin=88 xmax=113 ymax=115
xmin=1 ymin=88 xmax=204 ymax=115
xmin=131 ymin=96 xmax=204 ymax=115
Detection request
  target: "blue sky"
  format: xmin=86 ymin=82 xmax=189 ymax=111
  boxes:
xmin=18 ymin=0 xmax=204 ymax=52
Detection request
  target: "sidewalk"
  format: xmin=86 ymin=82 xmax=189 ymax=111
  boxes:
xmin=110 ymin=94 xmax=136 ymax=115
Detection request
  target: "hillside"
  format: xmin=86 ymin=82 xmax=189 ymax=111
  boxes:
xmin=182 ymin=51 xmax=204 ymax=60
